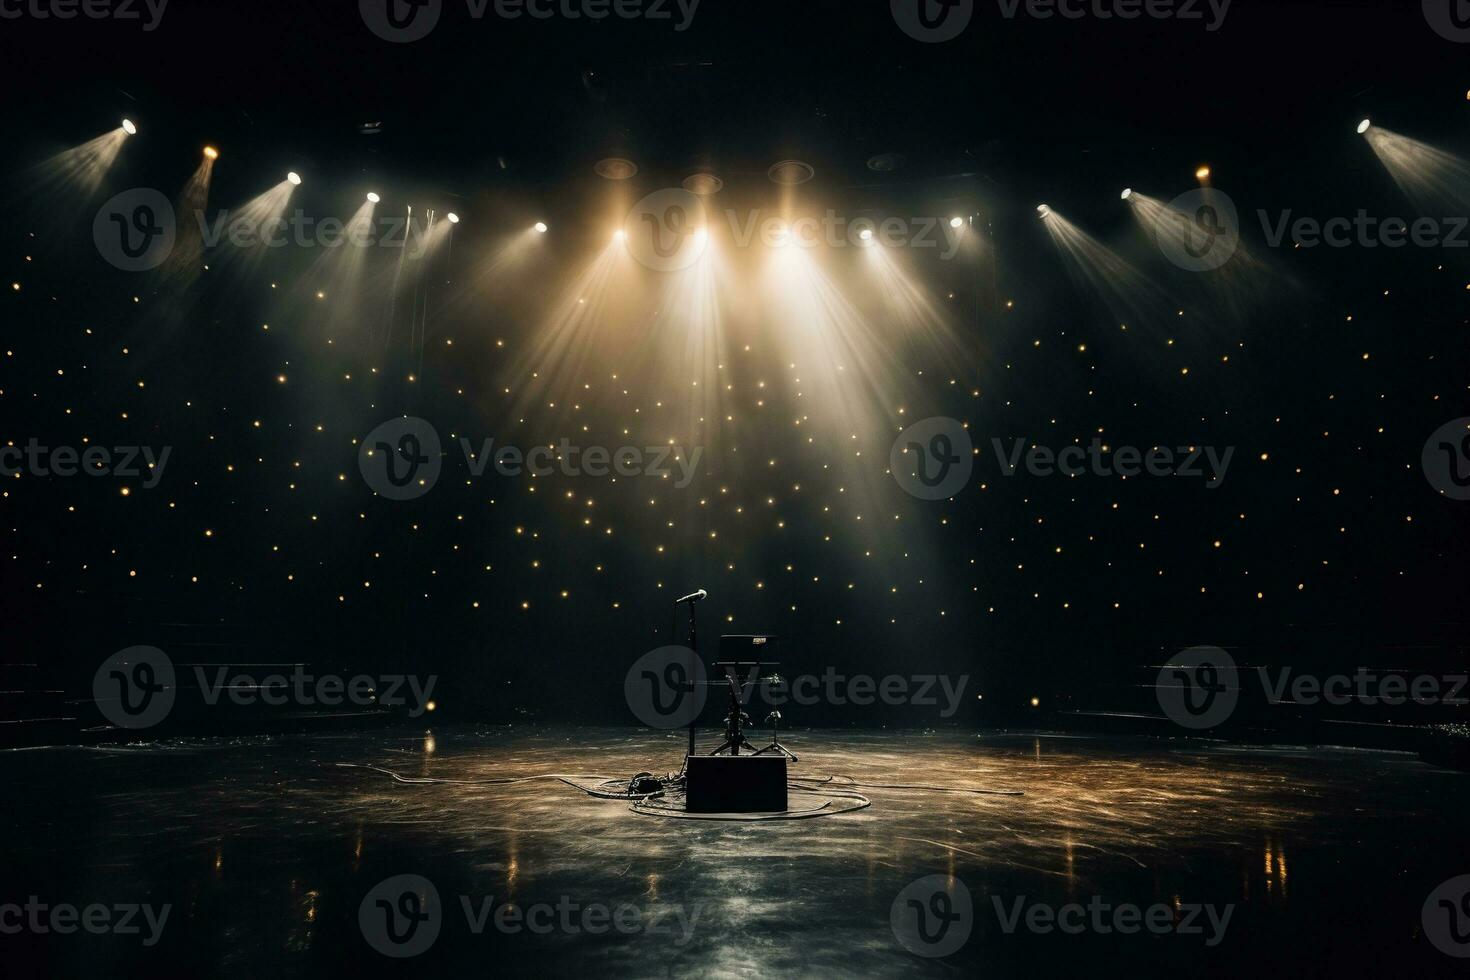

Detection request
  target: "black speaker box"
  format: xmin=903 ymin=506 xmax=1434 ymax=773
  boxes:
xmin=684 ymin=754 xmax=788 ymax=813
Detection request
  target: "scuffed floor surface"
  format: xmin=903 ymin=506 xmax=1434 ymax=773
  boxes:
xmin=3 ymin=727 xmax=1469 ymax=977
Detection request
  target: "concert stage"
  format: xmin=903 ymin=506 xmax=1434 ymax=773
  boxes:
xmin=3 ymin=727 xmax=1466 ymax=977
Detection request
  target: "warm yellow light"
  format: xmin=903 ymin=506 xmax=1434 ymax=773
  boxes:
xmin=1030 ymin=696 xmax=1040 ymax=707
xmin=1195 ymin=165 xmax=1211 ymax=180
xmin=203 ymin=145 xmax=219 ymax=160
xmin=425 ymin=700 xmax=437 ymax=712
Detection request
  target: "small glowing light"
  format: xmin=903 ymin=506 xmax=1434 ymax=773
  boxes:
xmin=121 ymin=118 xmax=137 ymax=136
xmin=949 ymin=216 xmax=964 ymax=229
xmin=1030 ymin=696 xmax=1040 ymax=708
xmin=534 ymin=221 xmax=548 ymax=233
xmin=366 ymin=192 xmax=380 ymax=203
xmin=287 ymin=172 xmax=301 ymax=186
xmin=859 ymin=228 xmax=873 ymax=241
xmin=425 ymin=700 xmax=437 ymax=712
xmin=1356 ymin=118 xmax=1372 ymax=134
xmin=1036 ymin=204 xmax=1051 ymax=217
xmin=1195 ymin=165 xmax=1211 ymax=180
xmin=1120 ymin=187 xmax=1133 ymax=200
xmin=614 ymin=228 xmax=625 ymax=241
xmin=203 ymin=145 xmax=219 ymax=160
xmin=446 ymin=212 xmax=460 ymax=224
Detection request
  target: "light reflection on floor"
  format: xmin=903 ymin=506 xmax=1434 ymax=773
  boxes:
xmin=3 ymin=728 xmax=1467 ymax=977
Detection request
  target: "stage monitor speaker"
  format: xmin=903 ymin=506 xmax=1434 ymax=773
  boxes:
xmin=718 ymin=634 xmax=777 ymax=661
xmin=685 ymin=754 xmax=788 ymax=813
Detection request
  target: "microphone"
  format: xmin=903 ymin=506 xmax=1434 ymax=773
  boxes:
xmin=676 ymin=589 xmax=708 ymax=604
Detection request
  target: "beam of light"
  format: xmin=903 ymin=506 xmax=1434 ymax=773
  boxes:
xmin=193 ymin=179 xmax=297 ymax=283
xmin=1363 ymin=126 xmax=1470 ymax=215
xmin=1040 ymin=205 xmax=1178 ymax=329
xmin=298 ymin=198 xmax=386 ymax=339
xmin=155 ymin=156 xmax=217 ymax=289
xmin=13 ymin=128 xmax=131 ymax=228
xmin=862 ymin=243 xmax=974 ymax=371
xmin=505 ymin=236 xmax=628 ymax=425
xmin=1125 ymin=191 xmax=1283 ymax=324
xmin=763 ymin=240 xmax=918 ymax=522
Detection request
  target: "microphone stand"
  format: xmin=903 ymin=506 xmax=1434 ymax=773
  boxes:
xmin=683 ymin=595 xmax=699 ymax=761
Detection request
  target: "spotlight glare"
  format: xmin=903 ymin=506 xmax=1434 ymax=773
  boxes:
xmin=203 ymin=145 xmax=219 ymax=160
xmin=614 ymin=228 xmax=625 ymax=241
xmin=948 ymin=216 xmax=964 ymax=229
xmin=287 ymin=171 xmax=302 ymax=186
xmin=366 ymin=192 xmax=380 ymax=203
xmin=1356 ymin=118 xmax=1372 ymax=134
xmin=858 ymin=228 xmax=873 ymax=241
xmin=121 ymin=118 xmax=137 ymax=136
xmin=1195 ymin=165 xmax=1211 ymax=180
xmin=534 ymin=222 xmax=548 ymax=233
xmin=1036 ymin=204 xmax=1051 ymax=217
xmin=446 ymin=212 xmax=460 ymax=224
xmin=1120 ymin=187 xmax=1132 ymax=200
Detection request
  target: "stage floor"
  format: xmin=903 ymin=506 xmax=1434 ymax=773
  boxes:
xmin=3 ymin=727 xmax=1468 ymax=977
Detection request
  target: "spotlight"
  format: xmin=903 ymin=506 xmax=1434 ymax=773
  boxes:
xmin=203 ymin=145 xmax=219 ymax=160
xmin=1195 ymin=165 xmax=1211 ymax=180
xmin=287 ymin=172 xmax=302 ymax=186
xmin=1120 ymin=188 xmax=1133 ymax=200
xmin=534 ymin=222 xmax=548 ymax=233
xmin=614 ymin=229 xmax=625 ymax=242
xmin=1036 ymin=204 xmax=1051 ymax=217
xmin=948 ymin=216 xmax=964 ymax=229
xmin=859 ymin=228 xmax=874 ymax=241
xmin=366 ymin=192 xmax=380 ymax=203
xmin=594 ymin=157 xmax=638 ymax=180
xmin=1356 ymin=118 xmax=1372 ymax=134
xmin=446 ymin=212 xmax=460 ymax=224
xmin=121 ymin=118 xmax=137 ymax=136
xmin=682 ymin=172 xmax=724 ymax=195
xmin=767 ymin=159 xmax=815 ymax=185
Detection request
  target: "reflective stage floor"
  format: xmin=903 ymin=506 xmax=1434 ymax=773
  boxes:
xmin=3 ymin=727 xmax=1468 ymax=977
